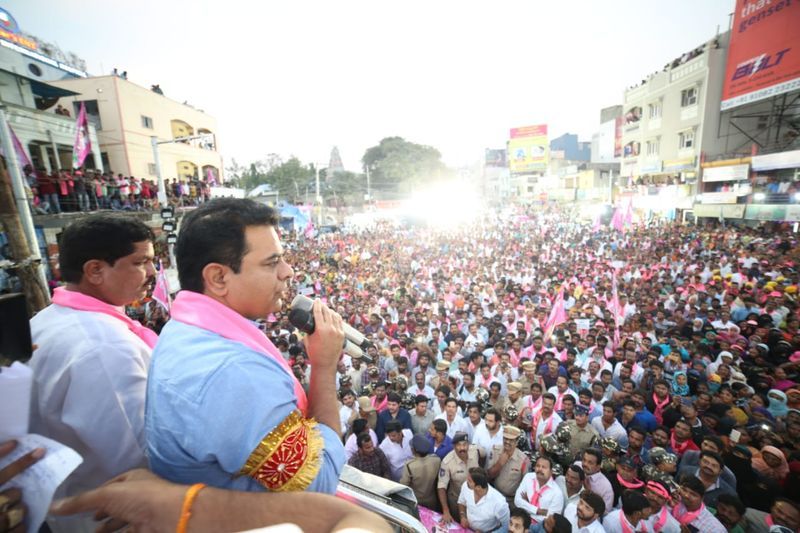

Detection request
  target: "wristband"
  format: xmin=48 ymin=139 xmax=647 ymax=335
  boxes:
xmin=176 ymin=483 xmax=206 ymax=533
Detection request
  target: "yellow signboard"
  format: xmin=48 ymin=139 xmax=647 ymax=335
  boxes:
xmin=508 ymin=124 xmax=548 ymax=173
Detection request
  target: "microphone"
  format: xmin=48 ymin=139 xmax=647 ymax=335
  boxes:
xmin=288 ymin=294 xmax=374 ymax=359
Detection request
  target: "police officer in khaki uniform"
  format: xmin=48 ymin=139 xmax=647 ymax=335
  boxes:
xmin=437 ymin=432 xmax=482 ymax=524
xmin=400 ymin=434 xmax=441 ymax=510
xmin=503 ymin=382 xmax=527 ymax=426
xmin=517 ymin=361 xmax=540 ymax=394
xmin=428 ymin=360 xmax=452 ymax=391
xmin=486 ymin=425 xmax=530 ymax=507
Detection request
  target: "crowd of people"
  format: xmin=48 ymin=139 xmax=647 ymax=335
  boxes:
xmin=4 ymin=200 xmax=800 ymax=533
xmin=22 ymin=164 xmax=214 ymax=214
xmin=275 ymin=207 xmax=800 ymax=532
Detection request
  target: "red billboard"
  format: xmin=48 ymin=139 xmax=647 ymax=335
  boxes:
xmin=721 ymin=0 xmax=800 ymax=110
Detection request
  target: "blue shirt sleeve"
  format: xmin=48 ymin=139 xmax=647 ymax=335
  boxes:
xmin=187 ymin=353 xmax=345 ymax=493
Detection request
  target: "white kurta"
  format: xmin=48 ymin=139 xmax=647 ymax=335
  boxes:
xmin=29 ymin=305 xmax=152 ymax=532
xmin=379 ymin=429 xmax=414 ymax=481
xmin=514 ymin=474 xmax=564 ymax=523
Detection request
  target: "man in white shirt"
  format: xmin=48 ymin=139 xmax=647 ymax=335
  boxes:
xmin=555 ymin=464 xmax=586 ymax=512
xmin=338 ymin=390 xmax=358 ymax=435
xmin=533 ymin=393 xmax=563 ymax=448
xmin=463 ymin=402 xmax=485 ymax=442
xmin=563 ymin=490 xmax=606 ymax=533
xmin=457 ymin=467 xmax=510 ymax=532
xmin=514 ymin=456 xmax=564 ymax=524
xmin=547 ymin=376 xmax=578 ymax=412
xmin=602 ymin=490 xmax=651 ymax=533
xmin=591 ymin=401 xmax=629 ymax=449
xmin=378 ymin=421 xmax=414 ymax=481
xmin=643 ymin=480 xmax=680 ymax=533
xmin=471 ymin=408 xmax=503 ymax=457
xmin=435 ymin=397 xmax=470 ymax=438
xmin=28 ymin=214 xmax=157 ymax=533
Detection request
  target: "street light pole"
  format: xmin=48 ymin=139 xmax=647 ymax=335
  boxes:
xmin=151 ymin=136 xmax=166 ymax=205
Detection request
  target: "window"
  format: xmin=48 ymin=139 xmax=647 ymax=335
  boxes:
xmin=646 ymin=138 xmax=660 ymax=156
xmin=648 ymin=101 xmax=662 ymax=119
xmin=148 ymin=163 xmax=157 ymax=176
xmin=681 ymin=86 xmax=698 ymax=107
xmin=141 ymin=115 xmax=154 ymax=129
xmin=679 ymin=130 xmax=695 ymax=150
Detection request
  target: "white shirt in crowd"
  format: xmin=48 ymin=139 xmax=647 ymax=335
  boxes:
xmin=554 ymin=475 xmax=584 ymax=512
xmin=458 ymin=482 xmax=510 ymax=532
xmin=644 ymin=507 xmax=681 ymax=533
xmin=563 ymin=501 xmax=606 ymax=533
xmin=514 ymin=474 xmax=564 ymax=523
xmin=464 ymin=418 xmax=485 ymax=443
xmin=591 ymin=416 xmax=629 ymax=449
xmin=472 ymin=424 xmax=504 ymax=457
xmin=602 ymin=509 xmax=647 ymax=533
xmin=379 ymin=428 xmax=414 ymax=481
xmin=435 ymin=412 xmax=470 ymax=438
xmin=534 ymin=411 xmax=563 ymax=448
xmin=339 ymin=404 xmax=357 ymax=434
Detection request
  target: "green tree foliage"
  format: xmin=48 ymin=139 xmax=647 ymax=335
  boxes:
xmin=361 ymin=137 xmax=448 ymax=196
xmin=226 ymin=155 xmax=313 ymax=202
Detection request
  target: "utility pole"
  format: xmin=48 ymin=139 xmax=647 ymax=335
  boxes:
xmin=366 ymin=165 xmax=371 ymax=202
xmin=0 ymin=158 xmax=49 ymax=314
xmin=0 ymin=106 xmax=49 ymax=312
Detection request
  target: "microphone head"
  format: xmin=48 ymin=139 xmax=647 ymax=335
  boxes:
xmin=290 ymin=294 xmax=314 ymax=312
xmin=288 ymin=307 xmax=315 ymax=334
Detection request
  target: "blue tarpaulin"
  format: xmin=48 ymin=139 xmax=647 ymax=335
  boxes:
xmin=279 ymin=204 xmax=310 ymax=231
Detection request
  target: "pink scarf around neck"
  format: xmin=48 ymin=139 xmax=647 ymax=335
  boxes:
xmin=52 ymin=287 xmax=158 ymax=348
xmin=170 ymin=290 xmax=308 ymax=415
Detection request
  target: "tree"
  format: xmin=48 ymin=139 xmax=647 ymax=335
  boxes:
xmin=361 ymin=137 xmax=448 ymax=196
xmin=264 ymin=157 xmax=314 ymax=202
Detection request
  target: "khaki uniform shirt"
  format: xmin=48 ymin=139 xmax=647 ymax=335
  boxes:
xmin=437 ymin=446 xmax=481 ymax=504
xmin=486 ymin=445 xmax=529 ymax=499
xmin=399 ymin=455 xmax=441 ymax=509
xmin=566 ymin=420 xmax=599 ymax=460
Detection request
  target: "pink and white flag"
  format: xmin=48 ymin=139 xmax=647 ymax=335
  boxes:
xmin=9 ymin=126 xmax=32 ymax=170
xmin=543 ymin=286 xmax=567 ymax=343
xmin=71 ymin=102 xmax=92 ymax=169
xmin=152 ymin=264 xmax=172 ymax=312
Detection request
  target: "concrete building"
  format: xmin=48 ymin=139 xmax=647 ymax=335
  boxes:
xmin=619 ymin=31 xmax=730 ymax=214
xmin=550 ymin=133 xmax=590 ymax=162
xmin=0 ymin=12 xmax=101 ymax=173
xmin=48 ymin=76 xmax=223 ymax=182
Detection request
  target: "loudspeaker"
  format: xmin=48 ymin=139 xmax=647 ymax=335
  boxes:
xmin=0 ymin=293 xmax=32 ymax=362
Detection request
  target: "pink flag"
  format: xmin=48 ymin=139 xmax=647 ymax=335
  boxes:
xmin=623 ymin=199 xmax=634 ymax=229
xmin=206 ymin=167 xmax=217 ymax=185
xmin=611 ymin=207 xmax=624 ymax=232
xmin=304 ymin=219 xmax=314 ymax=239
xmin=543 ymin=286 xmax=567 ymax=343
xmin=9 ymin=126 xmax=32 ymax=170
xmin=152 ymin=264 xmax=171 ymax=312
xmin=71 ymin=102 xmax=92 ymax=169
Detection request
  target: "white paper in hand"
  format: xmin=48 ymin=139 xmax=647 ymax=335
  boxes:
xmin=0 ymin=361 xmax=33 ymax=441
xmin=0 ymin=434 xmax=83 ymax=533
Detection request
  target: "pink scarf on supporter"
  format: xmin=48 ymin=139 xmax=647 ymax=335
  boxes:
xmin=528 ymin=477 xmax=550 ymax=506
xmin=52 ymin=287 xmax=158 ymax=348
xmin=170 ymin=290 xmax=308 ymax=415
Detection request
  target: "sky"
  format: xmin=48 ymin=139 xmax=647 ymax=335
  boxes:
xmin=7 ymin=1 xmax=734 ymax=172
